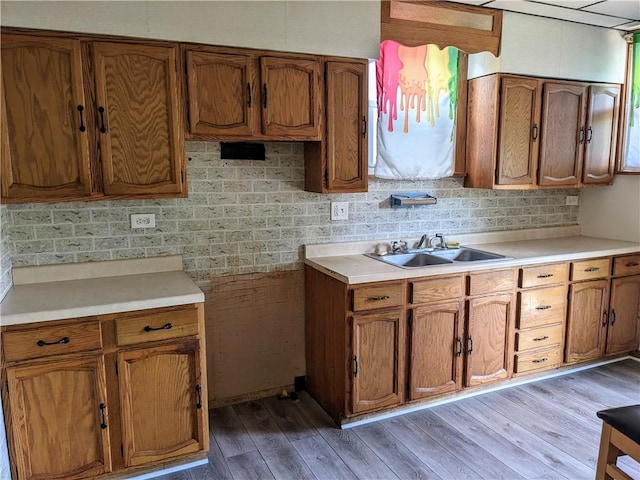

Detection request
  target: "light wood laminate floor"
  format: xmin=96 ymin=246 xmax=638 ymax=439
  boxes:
xmin=158 ymin=359 xmax=640 ymax=480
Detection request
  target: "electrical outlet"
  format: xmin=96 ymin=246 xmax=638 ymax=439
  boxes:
xmin=565 ymin=196 xmax=579 ymax=206
xmin=330 ymin=202 xmax=349 ymax=221
xmin=130 ymin=213 xmax=156 ymax=229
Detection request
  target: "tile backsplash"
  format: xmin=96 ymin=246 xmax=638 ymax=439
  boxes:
xmin=3 ymin=142 xmax=579 ymax=290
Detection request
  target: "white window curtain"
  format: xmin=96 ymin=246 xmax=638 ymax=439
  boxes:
xmin=375 ymin=40 xmax=459 ymax=180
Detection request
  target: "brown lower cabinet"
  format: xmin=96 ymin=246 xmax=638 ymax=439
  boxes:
xmin=1 ymin=304 xmax=208 ymax=480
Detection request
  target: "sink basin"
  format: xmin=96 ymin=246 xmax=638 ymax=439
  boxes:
xmin=365 ymin=247 xmax=511 ymax=269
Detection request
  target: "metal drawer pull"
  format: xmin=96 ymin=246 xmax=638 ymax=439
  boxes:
xmin=144 ymin=322 xmax=173 ymax=332
xmin=533 ymin=335 xmax=549 ymax=342
xmin=536 ymin=273 xmax=554 ymax=278
xmin=584 ymin=267 xmax=600 ymax=272
xmin=353 ymin=356 xmax=359 ymax=377
xmin=532 ymin=358 xmax=548 ymax=364
xmin=195 ymin=385 xmax=203 ymax=409
xmin=456 ymin=337 xmax=463 ymax=357
xmin=99 ymin=403 xmax=107 ymax=429
xmin=626 ymin=262 xmax=639 ymax=267
xmin=77 ymin=105 xmax=86 ymax=132
xmin=467 ymin=336 xmax=474 ymax=355
xmin=369 ymin=295 xmax=390 ymax=301
xmin=37 ymin=337 xmax=70 ymax=347
xmin=535 ymin=305 xmax=552 ymax=310
xmin=610 ymin=309 xmax=616 ymax=325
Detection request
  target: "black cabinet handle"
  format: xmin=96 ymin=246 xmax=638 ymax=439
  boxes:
xmin=98 ymin=106 xmax=107 ymax=133
xmin=195 ymin=385 xmax=203 ymax=409
xmin=467 ymin=336 xmax=473 ymax=355
xmin=144 ymin=322 xmax=173 ymax=332
xmin=456 ymin=337 xmax=463 ymax=357
xmin=537 ymin=273 xmax=554 ymax=279
xmin=587 ymin=126 xmax=593 ymax=143
xmin=603 ymin=310 xmax=609 ymax=327
xmin=369 ymin=295 xmax=390 ymax=301
xmin=99 ymin=403 xmax=107 ymax=429
xmin=579 ymin=127 xmax=585 ymax=144
xmin=532 ymin=358 xmax=548 ymax=364
xmin=532 ymin=124 xmax=538 ymax=140
xmin=584 ymin=267 xmax=600 ymax=272
xmin=37 ymin=337 xmax=70 ymax=347
xmin=533 ymin=335 xmax=549 ymax=342
xmin=535 ymin=305 xmax=552 ymax=311
xmin=263 ymin=84 xmax=268 ymax=108
xmin=247 ymin=83 xmax=252 ymax=108
xmin=77 ymin=105 xmax=86 ymax=132
xmin=362 ymin=116 xmax=367 ymax=137
xmin=353 ymin=356 xmax=359 ymax=377
xmin=610 ymin=309 xmax=616 ymax=325
xmin=627 ymin=262 xmax=639 ymax=267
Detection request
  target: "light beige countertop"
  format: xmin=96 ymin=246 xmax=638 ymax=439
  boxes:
xmin=0 ymin=255 xmax=204 ymax=326
xmin=305 ymin=227 xmax=640 ymax=284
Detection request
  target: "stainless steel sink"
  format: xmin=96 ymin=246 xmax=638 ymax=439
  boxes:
xmin=365 ymin=247 xmax=511 ymax=269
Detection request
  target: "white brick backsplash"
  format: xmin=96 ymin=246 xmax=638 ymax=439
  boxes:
xmin=1 ymin=142 xmax=582 ymax=290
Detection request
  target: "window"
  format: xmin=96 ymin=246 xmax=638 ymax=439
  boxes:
xmin=619 ymin=31 xmax=640 ymax=173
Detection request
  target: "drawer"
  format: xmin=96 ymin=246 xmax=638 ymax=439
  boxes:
xmin=115 ymin=306 xmax=200 ymax=346
xmin=515 ymin=323 xmax=563 ymax=352
xmin=514 ymin=347 xmax=563 ymax=374
xmin=411 ymin=275 xmax=463 ymax=304
xmin=613 ymin=254 xmax=640 ymax=276
xmin=517 ymin=285 xmax=566 ymax=329
xmin=352 ymin=283 xmax=404 ymax=312
xmin=520 ymin=263 xmax=568 ymax=288
xmin=2 ymin=319 xmax=102 ymax=362
xmin=570 ymin=258 xmax=611 ymax=281
xmin=467 ymin=269 xmax=514 ymax=296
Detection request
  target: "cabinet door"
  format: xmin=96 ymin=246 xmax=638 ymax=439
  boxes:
xmin=538 ymin=83 xmax=587 ymax=187
xmin=582 ymin=85 xmax=620 ymax=185
xmin=565 ymin=280 xmax=609 ymax=363
xmin=351 ymin=310 xmax=404 ymax=414
xmin=118 ymin=340 xmax=207 ymax=467
xmin=186 ymin=50 xmax=258 ymax=137
xmin=93 ymin=42 xmax=184 ymax=196
xmin=465 ymin=294 xmax=513 ymax=387
xmin=409 ymin=302 xmax=463 ymax=400
xmin=496 ymin=77 xmax=541 ymax=186
xmin=6 ymin=356 xmax=111 ymax=480
xmin=260 ymin=56 xmax=322 ymax=139
xmin=607 ymin=275 xmax=640 ymax=355
xmin=1 ymin=34 xmax=93 ymax=202
xmin=325 ymin=61 xmax=368 ymax=192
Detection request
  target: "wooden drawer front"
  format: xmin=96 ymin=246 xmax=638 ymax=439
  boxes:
xmin=520 ymin=263 xmax=568 ymax=288
xmin=613 ymin=254 xmax=640 ymax=276
xmin=2 ymin=319 xmax=102 ymax=362
xmin=518 ymin=285 xmax=566 ymax=329
xmin=515 ymin=324 xmax=563 ymax=353
xmin=411 ymin=275 xmax=463 ymax=304
xmin=115 ymin=307 xmax=199 ymax=346
xmin=352 ymin=283 xmax=404 ymax=312
xmin=467 ymin=269 xmax=514 ymax=296
xmin=570 ymin=258 xmax=611 ymax=281
xmin=515 ymin=347 xmax=562 ymax=374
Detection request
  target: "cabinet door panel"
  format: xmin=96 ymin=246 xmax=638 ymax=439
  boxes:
xmin=325 ymin=61 xmax=367 ymax=192
xmin=465 ymin=295 xmax=513 ymax=387
xmin=538 ymin=83 xmax=586 ymax=187
xmin=1 ymin=34 xmax=93 ymax=201
xmin=186 ymin=50 xmax=258 ymax=136
xmin=607 ymin=275 xmax=640 ymax=355
xmin=94 ymin=42 xmax=184 ymax=196
xmin=583 ymin=85 xmax=620 ymax=185
xmin=497 ymin=77 xmax=540 ymax=186
xmin=260 ymin=56 xmax=321 ymax=139
xmin=118 ymin=340 xmax=206 ymax=467
xmin=351 ymin=310 xmax=403 ymax=414
xmin=565 ymin=280 xmax=609 ymax=363
xmin=6 ymin=356 xmax=111 ymax=480
xmin=410 ymin=302 xmax=463 ymax=400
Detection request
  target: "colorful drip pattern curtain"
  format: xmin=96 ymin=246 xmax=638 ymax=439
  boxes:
xmin=625 ymin=32 xmax=640 ymax=168
xmin=375 ymin=40 xmax=459 ymax=180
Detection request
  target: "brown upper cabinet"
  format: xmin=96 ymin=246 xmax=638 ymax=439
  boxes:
xmin=185 ymin=46 xmax=322 ymax=141
xmin=465 ymin=73 xmax=620 ymax=190
xmin=1 ymin=31 xmax=186 ymax=203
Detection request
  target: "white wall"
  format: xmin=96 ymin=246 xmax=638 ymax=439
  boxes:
xmin=0 ymin=0 xmax=380 ymax=58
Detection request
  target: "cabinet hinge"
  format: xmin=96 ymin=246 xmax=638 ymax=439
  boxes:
xmin=115 ymin=361 xmax=118 ymax=376
xmin=121 ymin=444 xmax=124 ymax=457
xmin=5 ymin=381 xmax=8 ymax=395
xmin=181 ymin=171 xmax=185 ymax=184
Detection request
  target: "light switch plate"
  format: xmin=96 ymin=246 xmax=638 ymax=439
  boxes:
xmin=330 ymin=202 xmax=349 ymax=221
xmin=130 ymin=213 xmax=156 ymax=229
xmin=565 ymin=196 xmax=579 ymax=206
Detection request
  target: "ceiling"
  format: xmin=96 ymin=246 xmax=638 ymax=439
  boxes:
xmin=445 ymin=0 xmax=640 ymax=30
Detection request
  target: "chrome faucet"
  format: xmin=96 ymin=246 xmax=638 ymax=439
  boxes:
xmin=430 ymin=233 xmax=447 ymax=250
xmin=415 ymin=234 xmax=428 ymax=250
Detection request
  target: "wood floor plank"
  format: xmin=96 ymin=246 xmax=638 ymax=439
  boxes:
xmin=291 ymin=434 xmax=358 ymax=480
xmin=182 ymin=437 xmax=234 ymax=480
xmin=262 ymin=395 xmax=318 ymax=442
xmin=236 ymin=400 xmax=316 ymax=480
xmin=226 ymin=450 xmax=275 ymax=480
xmin=543 ymin=372 xmax=636 ymax=409
xmin=210 ymin=405 xmax=257 ymax=458
xmin=430 ymin=402 xmax=568 ymax=479
xmin=580 ymin=368 xmax=640 ymax=399
xmin=456 ymin=396 xmax=594 ymax=479
xmin=382 ymin=414 xmax=480 ymax=479
xmin=354 ymin=422 xmax=442 ymax=480
xmin=520 ymin=381 xmax=604 ymax=424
